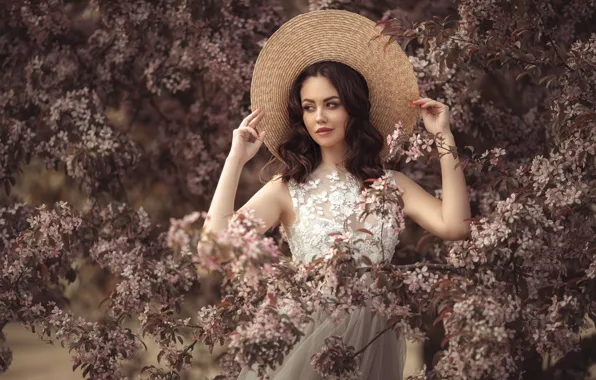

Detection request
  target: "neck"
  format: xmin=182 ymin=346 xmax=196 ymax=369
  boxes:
xmin=319 ymin=143 xmax=347 ymax=170
xmin=315 ymin=162 xmax=348 ymax=176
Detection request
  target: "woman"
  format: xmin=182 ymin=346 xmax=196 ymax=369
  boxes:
xmin=205 ymin=9 xmax=471 ymax=380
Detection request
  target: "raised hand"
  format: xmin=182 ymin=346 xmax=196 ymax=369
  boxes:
xmin=229 ymin=108 xmax=267 ymax=165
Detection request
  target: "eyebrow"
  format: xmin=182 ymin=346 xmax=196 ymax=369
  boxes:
xmin=302 ymin=96 xmax=340 ymax=103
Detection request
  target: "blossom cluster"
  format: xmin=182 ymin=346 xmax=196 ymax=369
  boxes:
xmin=310 ymin=335 xmax=361 ymax=379
xmin=194 ymin=208 xmax=447 ymax=378
xmin=432 ymin=273 xmax=521 ymax=380
xmin=1 ymin=0 xmax=282 ymax=203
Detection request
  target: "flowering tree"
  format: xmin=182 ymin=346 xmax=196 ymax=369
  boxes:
xmin=1 ymin=0 xmax=283 ymax=378
xmin=1 ymin=0 xmax=596 ymax=380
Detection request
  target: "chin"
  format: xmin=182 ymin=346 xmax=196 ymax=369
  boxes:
xmin=317 ymin=140 xmax=341 ymax=148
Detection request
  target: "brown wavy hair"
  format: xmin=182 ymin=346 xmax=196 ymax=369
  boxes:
xmin=262 ymin=61 xmax=386 ymax=191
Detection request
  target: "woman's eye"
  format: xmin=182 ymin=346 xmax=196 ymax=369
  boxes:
xmin=303 ymin=103 xmax=338 ymax=111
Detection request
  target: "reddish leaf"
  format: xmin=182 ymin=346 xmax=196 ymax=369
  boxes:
xmin=510 ymin=27 xmax=528 ymax=41
xmin=375 ymin=19 xmax=393 ymax=27
xmin=564 ymin=276 xmax=587 ymax=289
xmin=431 ymin=291 xmax=453 ymax=308
xmin=98 ymin=295 xmax=111 ymax=308
xmin=267 ymin=292 xmax=277 ymax=306
xmin=441 ymin=330 xmax=467 ymax=348
xmin=467 ymin=46 xmax=478 ymax=58
xmin=98 ymin=289 xmax=116 ymax=308
xmin=415 ymin=232 xmax=436 ymax=253
xmin=82 ymin=364 xmax=94 ymax=378
xmin=383 ymin=35 xmax=398 ymax=53
xmin=312 ymin=258 xmax=324 ymax=266
xmin=433 ymin=306 xmax=453 ymax=326
xmin=355 ymin=228 xmax=373 ymax=236
xmin=515 ymin=71 xmax=529 ymax=81
xmin=41 ymin=263 xmax=49 ymax=280
xmin=431 ymin=279 xmax=457 ymax=291
xmin=223 ymin=271 xmax=234 ymax=281
xmin=487 ymin=56 xmax=502 ymax=66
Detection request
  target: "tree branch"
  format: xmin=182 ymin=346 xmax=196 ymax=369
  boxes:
xmin=394 ymin=262 xmax=467 ymax=276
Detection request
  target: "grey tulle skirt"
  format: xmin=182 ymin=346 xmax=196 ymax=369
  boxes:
xmin=236 ymin=305 xmax=406 ymax=380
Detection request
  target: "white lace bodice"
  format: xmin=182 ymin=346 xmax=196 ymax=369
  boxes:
xmin=280 ymin=167 xmax=404 ymax=264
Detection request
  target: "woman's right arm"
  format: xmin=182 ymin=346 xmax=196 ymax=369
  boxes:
xmin=203 ymin=108 xmax=284 ymax=235
xmin=203 ymin=157 xmax=285 ymax=235
xmin=202 ymin=155 xmax=246 ymax=235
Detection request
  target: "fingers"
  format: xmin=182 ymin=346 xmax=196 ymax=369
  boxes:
xmin=248 ymin=110 xmax=265 ymax=128
xmin=412 ymin=98 xmax=431 ymax=107
xmin=234 ymin=108 xmax=266 ymax=142
xmin=239 ymin=126 xmax=260 ymax=140
xmin=247 ymin=108 xmax=266 ymax=137
xmin=412 ymin=98 xmax=448 ymax=109
xmin=243 ymin=108 xmax=264 ymax=125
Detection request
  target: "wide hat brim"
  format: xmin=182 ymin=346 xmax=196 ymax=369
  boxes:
xmin=250 ymin=9 xmax=420 ymax=164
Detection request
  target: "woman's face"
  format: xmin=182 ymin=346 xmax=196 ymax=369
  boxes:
xmin=300 ymin=75 xmax=349 ymax=148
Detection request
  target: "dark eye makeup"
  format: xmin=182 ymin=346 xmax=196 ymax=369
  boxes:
xmin=302 ymin=102 xmax=339 ymax=111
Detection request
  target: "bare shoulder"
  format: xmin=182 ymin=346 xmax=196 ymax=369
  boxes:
xmin=386 ymin=169 xmax=412 ymax=188
xmin=262 ymin=174 xmax=287 ymax=202
xmin=387 ymin=169 xmax=409 ymax=185
xmin=269 ymin=173 xmax=286 ymax=190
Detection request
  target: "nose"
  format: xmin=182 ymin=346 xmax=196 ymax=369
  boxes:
xmin=316 ymin=108 xmax=327 ymax=124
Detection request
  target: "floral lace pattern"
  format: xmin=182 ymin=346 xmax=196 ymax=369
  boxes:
xmin=281 ymin=168 xmax=404 ymax=264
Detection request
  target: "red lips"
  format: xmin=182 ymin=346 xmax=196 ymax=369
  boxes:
xmin=316 ymin=128 xmax=334 ymax=133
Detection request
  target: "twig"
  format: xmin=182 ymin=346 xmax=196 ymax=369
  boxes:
xmin=351 ymin=319 xmax=400 ymax=359
xmin=534 ymin=6 xmax=574 ymax=72
xmin=348 ymin=263 xmax=464 ymax=360
xmin=394 ymin=262 xmax=467 ymax=275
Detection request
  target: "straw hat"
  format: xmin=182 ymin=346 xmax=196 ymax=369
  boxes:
xmin=250 ymin=9 xmax=420 ymax=163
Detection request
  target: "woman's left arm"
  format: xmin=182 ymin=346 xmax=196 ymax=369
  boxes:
xmin=435 ymin=130 xmax=472 ymax=239
xmin=395 ymin=98 xmax=471 ymax=240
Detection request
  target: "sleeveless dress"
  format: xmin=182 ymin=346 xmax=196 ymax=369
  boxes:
xmin=237 ymin=167 xmax=406 ymax=380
